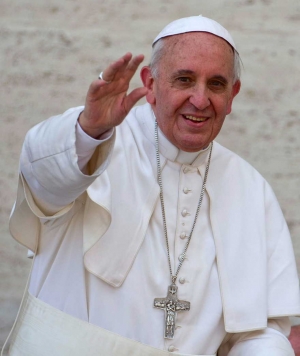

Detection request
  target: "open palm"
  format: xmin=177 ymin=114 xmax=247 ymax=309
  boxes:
xmin=79 ymin=52 xmax=148 ymax=138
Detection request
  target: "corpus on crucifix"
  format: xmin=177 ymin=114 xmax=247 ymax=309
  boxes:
xmin=154 ymin=284 xmax=190 ymax=339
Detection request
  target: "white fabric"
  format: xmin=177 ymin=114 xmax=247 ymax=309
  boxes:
xmin=152 ymin=16 xmax=237 ymax=51
xmin=76 ymin=120 xmax=114 ymax=174
xmin=9 ymin=104 xmax=300 ymax=355
xmin=219 ymin=327 xmax=295 ymax=356
xmin=9 ymin=292 xmax=215 ymax=356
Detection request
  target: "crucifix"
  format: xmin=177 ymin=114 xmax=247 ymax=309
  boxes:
xmin=154 ymin=284 xmax=190 ymax=339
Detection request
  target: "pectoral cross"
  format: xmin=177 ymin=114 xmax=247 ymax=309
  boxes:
xmin=154 ymin=284 xmax=190 ymax=339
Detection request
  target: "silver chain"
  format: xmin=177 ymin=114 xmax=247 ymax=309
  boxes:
xmin=155 ymin=120 xmax=213 ymax=284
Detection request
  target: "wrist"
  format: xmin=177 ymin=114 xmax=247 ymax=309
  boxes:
xmin=78 ymin=112 xmax=111 ymax=139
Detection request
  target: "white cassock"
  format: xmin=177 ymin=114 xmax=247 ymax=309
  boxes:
xmin=8 ymin=103 xmax=300 ymax=355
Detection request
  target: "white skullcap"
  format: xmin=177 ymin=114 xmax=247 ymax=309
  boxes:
xmin=153 ymin=15 xmax=237 ymax=51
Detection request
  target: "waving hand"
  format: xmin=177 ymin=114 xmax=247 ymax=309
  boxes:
xmin=79 ymin=53 xmax=147 ymax=138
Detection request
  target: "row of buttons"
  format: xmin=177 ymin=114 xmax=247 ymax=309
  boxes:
xmin=167 ymin=167 xmax=196 ymax=352
xmin=181 ymin=185 xmax=191 ymax=235
xmin=179 ymin=186 xmax=190 ymax=288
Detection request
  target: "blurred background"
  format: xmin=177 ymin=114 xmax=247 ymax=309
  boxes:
xmin=1 ymin=0 xmax=300 ymax=348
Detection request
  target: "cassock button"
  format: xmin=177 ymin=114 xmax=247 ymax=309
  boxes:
xmin=179 ymin=277 xmax=186 ymax=284
xmin=168 ymin=345 xmax=176 ymax=352
xmin=181 ymin=209 xmax=188 ymax=217
xmin=180 ymin=232 xmax=187 ymax=239
xmin=178 ymin=253 xmax=186 ymax=262
xmin=183 ymin=187 xmax=190 ymax=194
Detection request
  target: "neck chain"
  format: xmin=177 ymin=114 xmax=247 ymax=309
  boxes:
xmin=153 ymin=120 xmax=213 ymax=339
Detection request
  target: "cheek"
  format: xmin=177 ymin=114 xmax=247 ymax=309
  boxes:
xmin=153 ymin=86 xmax=190 ymax=125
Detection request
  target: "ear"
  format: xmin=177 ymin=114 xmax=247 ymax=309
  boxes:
xmin=140 ymin=66 xmax=156 ymax=105
xmin=226 ymin=80 xmax=241 ymax=115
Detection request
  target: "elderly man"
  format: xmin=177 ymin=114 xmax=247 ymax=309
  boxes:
xmin=5 ymin=15 xmax=300 ymax=356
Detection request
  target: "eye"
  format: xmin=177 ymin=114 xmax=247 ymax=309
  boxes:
xmin=171 ymin=76 xmax=194 ymax=88
xmin=210 ymin=80 xmax=224 ymax=86
xmin=176 ymin=77 xmax=192 ymax=83
xmin=208 ymin=79 xmax=227 ymax=91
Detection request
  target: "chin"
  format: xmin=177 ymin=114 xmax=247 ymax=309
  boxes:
xmin=176 ymin=139 xmax=209 ymax=152
xmin=178 ymin=144 xmax=207 ymax=152
xmin=172 ymin=130 xmax=212 ymax=152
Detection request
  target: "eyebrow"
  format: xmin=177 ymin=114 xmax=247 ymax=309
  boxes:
xmin=172 ymin=69 xmax=195 ymax=77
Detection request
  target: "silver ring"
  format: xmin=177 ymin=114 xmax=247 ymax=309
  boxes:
xmin=98 ymin=71 xmax=112 ymax=84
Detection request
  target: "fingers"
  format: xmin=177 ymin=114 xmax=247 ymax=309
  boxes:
xmin=88 ymin=78 xmax=110 ymax=96
xmin=100 ymin=53 xmax=144 ymax=84
xmin=100 ymin=53 xmax=132 ymax=83
xmin=124 ymin=54 xmax=145 ymax=82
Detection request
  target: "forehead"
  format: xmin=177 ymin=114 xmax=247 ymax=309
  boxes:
xmin=159 ymin=32 xmax=234 ymax=75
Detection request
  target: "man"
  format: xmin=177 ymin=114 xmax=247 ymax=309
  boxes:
xmin=5 ymin=15 xmax=300 ymax=355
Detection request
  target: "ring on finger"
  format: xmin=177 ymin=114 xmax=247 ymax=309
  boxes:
xmin=98 ymin=71 xmax=112 ymax=84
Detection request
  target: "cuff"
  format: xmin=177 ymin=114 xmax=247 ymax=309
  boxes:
xmin=76 ymin=121 xmax=114 ymax=172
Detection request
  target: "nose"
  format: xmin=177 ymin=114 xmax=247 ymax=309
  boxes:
xmin=188 ymin=86 xmax=210 ymax=110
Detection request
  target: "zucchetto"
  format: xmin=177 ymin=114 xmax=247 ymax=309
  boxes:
xmin=153 ymin=15 xmax=237 ymax=51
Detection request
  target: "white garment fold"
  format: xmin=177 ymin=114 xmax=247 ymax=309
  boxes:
xmin=9 ymin=103 xmax=300 ymax=355
xmin=9 ymin=292 xmax=216 ymax=356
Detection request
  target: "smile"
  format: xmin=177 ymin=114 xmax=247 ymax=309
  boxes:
xmin=184 ymin=115 xmax=208 ymax=122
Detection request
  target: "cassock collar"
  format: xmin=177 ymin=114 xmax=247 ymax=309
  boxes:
xmin=141 ymin=105 xmax=212 ymax=167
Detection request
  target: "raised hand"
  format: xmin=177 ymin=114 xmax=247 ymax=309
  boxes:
xmin=79 ymin=53 xmax=148 ymax=138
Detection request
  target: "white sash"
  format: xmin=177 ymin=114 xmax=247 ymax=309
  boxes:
xmin=7 ymin=292 xmax=216 ymax=356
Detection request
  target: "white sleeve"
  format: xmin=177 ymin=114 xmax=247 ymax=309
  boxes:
xmin=219 ymin=318 xmax=295 ymax=356
xmin=75 ymin=120 xmax=113 ymax=173
xmin=21 ymin=106 xmax=115 ymax=215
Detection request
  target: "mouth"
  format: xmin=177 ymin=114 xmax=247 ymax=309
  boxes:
xmin=183 ymin=115 xmax=208 ymax=123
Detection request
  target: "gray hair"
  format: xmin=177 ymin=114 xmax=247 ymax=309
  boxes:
xmin=150 ymin=37 xmax=242 ymax=83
